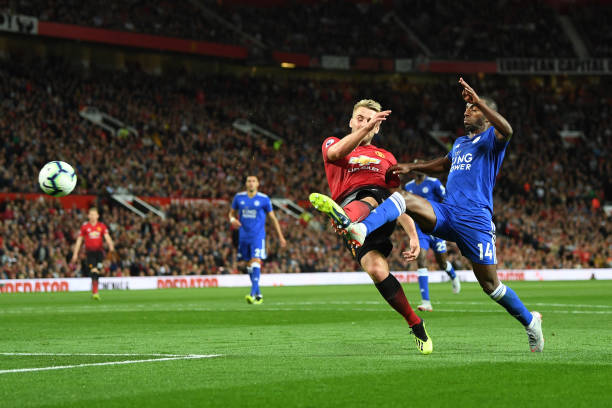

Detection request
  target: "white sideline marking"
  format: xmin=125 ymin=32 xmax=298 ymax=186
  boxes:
xmin=0 ymin=352 xmax=188 ymax=357
xmin=0 ymin=353 xmax=220 ymax=375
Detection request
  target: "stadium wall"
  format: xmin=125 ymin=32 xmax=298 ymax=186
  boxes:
xmin=1 ymin=269 xmax=611 ymax=293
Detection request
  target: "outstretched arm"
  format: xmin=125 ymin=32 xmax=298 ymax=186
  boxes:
xmin=326 ymin=110 xmax=391 ymax=161
xmin=267 ymin=211 xmax=287 ymax=248
xmin=459 ymin=77 xmax=513 ymax=142
xmin=397 ymin=213 xmax=420 ymax=261
xmin=388 ymin=156 xmax=451 ymax=177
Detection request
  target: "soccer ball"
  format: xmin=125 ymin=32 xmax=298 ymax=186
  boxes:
xmin=38 ymin=161 xmax=77 ymax=197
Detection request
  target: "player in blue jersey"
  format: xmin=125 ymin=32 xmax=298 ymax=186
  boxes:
xmin=404 ymin=170 xmax=460 ymax=312
xmin=341 ymin=78 xmax=544 ymax=352
xmin=229 ymin=175 xmax=286 ymax=304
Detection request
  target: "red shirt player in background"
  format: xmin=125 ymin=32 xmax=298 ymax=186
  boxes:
xmin=309 ymin=99 xmax=432 ymax=354
xmin=71 ymin=207 xmax=115 ymax=300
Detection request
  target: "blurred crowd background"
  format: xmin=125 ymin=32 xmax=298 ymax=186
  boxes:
xmin=1 ymin=0 xmax=611 ymax=279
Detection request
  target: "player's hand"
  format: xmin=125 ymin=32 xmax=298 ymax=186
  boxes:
xmin=402 ymin=241 xmax=420 ymax=262
xmin=279 ymin=236 xmax=287 ymax=248
xmin=230 ymin=218 xmax=241 ymax=228
xmin=365 ymin=110 xmax=392 ymax=131
xmin=459 ymin=77 xmax=481 ymax=105
xmin=387 ymin=162 xmax=416 ymax=176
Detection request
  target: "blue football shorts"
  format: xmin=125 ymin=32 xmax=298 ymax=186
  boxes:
xmin=415 ymin=223 xmax=447 ymax=254
xmin=237 ymin=237 xmax=267 ymax=261
xmin=429 ymin=201 xmax=497 ymax=265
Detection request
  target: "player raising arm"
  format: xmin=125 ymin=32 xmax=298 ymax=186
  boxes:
xmin=340 ymin=79 xmax=544 ymax=352
xmin=309 ymin=99 xmax=430 ymax=355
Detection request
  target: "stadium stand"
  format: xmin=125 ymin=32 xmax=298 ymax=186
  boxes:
xmin=4 ymin=0 xmax=587 ymax=58
xmin=4 ymin=0 xmax=245 ymax=45
xmin=1 ymin=50 xmax=610 ymax=275
xmin=1 ymin=0 xmax=611 ymax=277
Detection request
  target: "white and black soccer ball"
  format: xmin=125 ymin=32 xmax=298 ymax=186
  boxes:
xmin=38 ymin=161 xmax=77 ymax=197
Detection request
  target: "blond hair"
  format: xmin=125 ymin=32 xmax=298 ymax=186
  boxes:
xmin=353 ymin=99 xmax=382 ymax=114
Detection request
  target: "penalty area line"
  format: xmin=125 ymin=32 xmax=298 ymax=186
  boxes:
xmin=0 ymin=354 xmax=221 ymax=375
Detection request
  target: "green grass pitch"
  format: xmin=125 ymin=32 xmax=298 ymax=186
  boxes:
xmin=1 ymin=280 xmax=611 ymax=407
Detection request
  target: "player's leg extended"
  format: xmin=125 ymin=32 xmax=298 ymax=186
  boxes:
xmin=472 ymin=263 xmax=544 ymax=352
xmin=348 ymin=193 xmax=437 ymax=247
xmin=361 ymin=251 xmax=432 ymax=354
xmin=434 ymin=244 xmax=460 ymax=294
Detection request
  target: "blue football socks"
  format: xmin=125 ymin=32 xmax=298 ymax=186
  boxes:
xmin=249 ymin=262 xmax=261 ymax=297
xmin=490 ymin=283 xmax=533 ymax=326
xmin=445 ymin=261 xmax=457 ymax=279
xmin=417 ymin=268 xmax=430 ymax=301
xmin=361 ymin=192 xmax=406 ymax=235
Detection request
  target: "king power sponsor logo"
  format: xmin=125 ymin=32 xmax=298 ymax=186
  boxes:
xmin=450 ymin=152 xmax=473 ymax=172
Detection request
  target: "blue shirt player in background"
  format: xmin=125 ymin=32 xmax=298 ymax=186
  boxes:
xmin=229 ymin=175 xmax=286 ymax=304
xmin=344 ymin=78 xmax=544 ymax=352
xmin=404 ymin=168 xmax=460 ymax=312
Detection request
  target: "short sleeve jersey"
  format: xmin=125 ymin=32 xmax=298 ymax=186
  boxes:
xmin=322 ymin=137 xmax=400 ymax=201
xmin=445 ymin=126 xmax=509 ymax=215
xmin=231 ymin=191 xmax=273 ymax=240
xmin=404 ymin=177 xmax=446 ymax=204
xmin=80 ymin=222 xmax=108 ymax=252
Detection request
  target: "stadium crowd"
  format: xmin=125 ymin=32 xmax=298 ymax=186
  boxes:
xmin=1 ymin=53 xmax=611 ymax=276
xmin=4 ymin=0 xmax=589 ymax=59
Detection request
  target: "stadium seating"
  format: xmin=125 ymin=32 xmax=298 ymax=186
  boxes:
xmin=1 ymin=53 xmax=610 ymax=275
xmin=7 ymin=0 xmax=598 ymax=58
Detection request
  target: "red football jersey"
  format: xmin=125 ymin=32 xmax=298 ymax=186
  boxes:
xmin=80 ymin=222 xmax=108 ymax=251
xmin=322 ymin=137 xmax=400 ymax=201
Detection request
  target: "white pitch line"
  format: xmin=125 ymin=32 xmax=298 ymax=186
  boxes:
xmin=0 ymin=353 xmax=187 ymax=357
xmin=0 ymin=354 xmax=221 ymax=375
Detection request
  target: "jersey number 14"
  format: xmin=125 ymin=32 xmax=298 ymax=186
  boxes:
xmin=477 ymin=242 xmax=494 ymax=261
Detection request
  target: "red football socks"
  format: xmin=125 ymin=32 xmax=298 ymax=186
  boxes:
xmin=375 ymin=273 xmax=421 ymax=327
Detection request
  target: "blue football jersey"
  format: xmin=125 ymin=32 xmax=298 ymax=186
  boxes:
xmin=445 ymin=126 xmax=508 ymax=215
xmin=404 ymin=177 xmax=446 ymax=204
xmin=231 ymin=192 xmax=273 ymax=240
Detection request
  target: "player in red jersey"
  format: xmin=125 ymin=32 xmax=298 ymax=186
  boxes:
xmin=309 ymin=99 xmax=432 ymax=354
xmin=71 ymin=207 xmax=115 ymax=300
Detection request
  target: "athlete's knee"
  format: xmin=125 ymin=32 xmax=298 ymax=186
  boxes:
xmin=473 ymin=263 xmax=499 ymax=294
xmin=361 ymin=253 xmax=389 ymax=283
xmin=403 ymin=193 xmax=420 ymax=210
xmin=478 ymin=276 xmax=499 ymax=294
xmin=479 ymin=281 xmax=495 ymax=294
